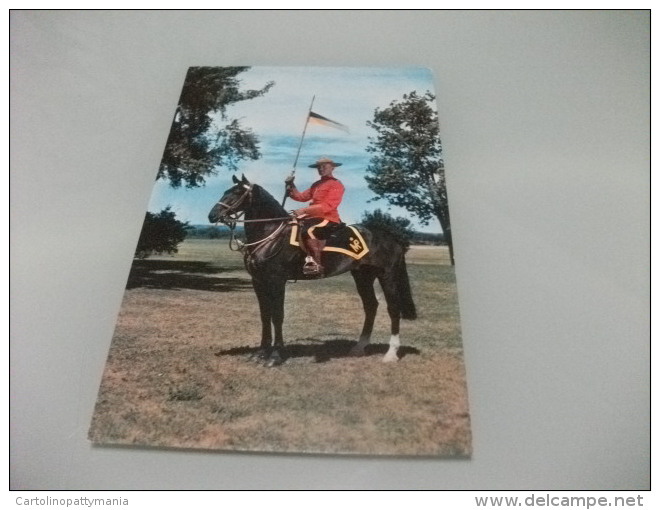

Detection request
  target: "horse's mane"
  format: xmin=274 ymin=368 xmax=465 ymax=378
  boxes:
xmin=251 ymin=183 xmax=287 ymax=215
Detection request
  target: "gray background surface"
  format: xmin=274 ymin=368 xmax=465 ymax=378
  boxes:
xmin=10 ymin=10 xmax=650 ymax=489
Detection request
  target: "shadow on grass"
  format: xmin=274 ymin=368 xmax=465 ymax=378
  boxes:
xmin=126 ymin=259 xmax=252 ymax=293
xmin=215 ymin=338 xmax=420 ymax=363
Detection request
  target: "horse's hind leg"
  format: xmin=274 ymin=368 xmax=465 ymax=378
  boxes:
xmin=378 ymin=272 xmax=402 ymax=363
xmin=350 ymin=268 xmax=379 ymax=357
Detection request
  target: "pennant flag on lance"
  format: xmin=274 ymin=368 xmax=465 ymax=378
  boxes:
xmin=308 ymin=111 xmax=350 ymax=133
xmin=284 ymin=98 xmax=349 ymax=206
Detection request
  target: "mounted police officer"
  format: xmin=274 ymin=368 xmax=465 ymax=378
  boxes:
xmin=285 ymin=157 xmax=345 ymax=277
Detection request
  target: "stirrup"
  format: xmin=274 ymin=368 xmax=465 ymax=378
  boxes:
xmin=303 ymin=256 xmax=323 ymax=276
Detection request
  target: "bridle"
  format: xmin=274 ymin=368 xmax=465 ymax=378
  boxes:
xmin=214 ymin=184 xmax=295 ymax=253
xmin=214 ymin=184 xmax=255 ymax=224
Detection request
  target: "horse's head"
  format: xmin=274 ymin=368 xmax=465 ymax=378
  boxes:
xmin=208 ymin=174 xmax=253 ymax=224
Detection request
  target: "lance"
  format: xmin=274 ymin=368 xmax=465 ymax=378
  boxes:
xmin=282 ymin=95 xmax=315 ymax=207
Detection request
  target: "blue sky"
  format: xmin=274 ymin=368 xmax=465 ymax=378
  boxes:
xmin=148 ymin=66 xmax=443 ymax=233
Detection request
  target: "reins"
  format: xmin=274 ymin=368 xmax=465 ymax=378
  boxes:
xmin=232 ymin=220 xmax=289 ymax=251
xmin=223 ymin=215 xmax=293 ymax=224
xmin=213 ymin=184 xmax=295 ymax=253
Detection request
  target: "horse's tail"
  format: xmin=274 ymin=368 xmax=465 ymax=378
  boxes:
xmin=397 ymin=255 xmax=417 ymax=320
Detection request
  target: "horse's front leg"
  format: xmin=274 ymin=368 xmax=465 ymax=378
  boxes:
xmin=266 ymin=278 xmax=287 ymax=367
xmin=251 ymin=278 xmax=273 ymax=361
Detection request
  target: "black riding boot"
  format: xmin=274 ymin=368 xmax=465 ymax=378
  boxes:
xmin=303 ymin=238 xmax=325 ymax=277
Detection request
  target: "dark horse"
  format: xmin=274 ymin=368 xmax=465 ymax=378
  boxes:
xmin=208 ymin=174 xmax=416 ymax=367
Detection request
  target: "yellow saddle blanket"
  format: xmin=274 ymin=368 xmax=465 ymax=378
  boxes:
xmin=289 ymin=221 xmax=370 ymax=260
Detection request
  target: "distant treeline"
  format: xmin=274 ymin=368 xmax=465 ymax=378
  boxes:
xmin=187 ymin=225 xmax=446 ymax=245
xmin=187 ymin=225 xmax=238 ymax=239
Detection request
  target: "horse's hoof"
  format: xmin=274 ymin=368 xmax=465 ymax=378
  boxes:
xmin=382 ymin=352 xmax=399 ymax=363
xmin=264 ymin=352 xmax=284 ymax=367
xmin=265 ymin=357 xmax=284 ymax=368
xmin=349 ymin=347 xmax=365 ymax=357
xmin=248 ymin=350 xmax=268 ymax=362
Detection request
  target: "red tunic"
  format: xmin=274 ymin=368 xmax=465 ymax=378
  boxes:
xmin=289 ymin=176 xmax=345 ymax=223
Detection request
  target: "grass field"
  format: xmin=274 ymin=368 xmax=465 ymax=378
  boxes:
xmin=89 ymin=239 xmax=471 ymax=456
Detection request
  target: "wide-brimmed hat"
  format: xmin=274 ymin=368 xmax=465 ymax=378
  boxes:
xmin=308 ymin=157 xmax=342 ymax=168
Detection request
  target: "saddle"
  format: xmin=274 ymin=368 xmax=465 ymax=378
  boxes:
xmin=289 ymin=221 xmax=370 ymax=260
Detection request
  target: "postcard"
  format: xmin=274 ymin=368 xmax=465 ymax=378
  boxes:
xmin=89 ymin=66 xmax=471 ymax=456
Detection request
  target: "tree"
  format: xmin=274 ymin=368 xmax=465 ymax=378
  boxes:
xmin=134 ymin=207 xmax=190 ymax=259
xmin=365 ymin=91 xmax=454 ymax=264
xmin=159 ymin=67 xmax=274 ymax=188
xmin=360 ymin=209 xmax=415 ymax=250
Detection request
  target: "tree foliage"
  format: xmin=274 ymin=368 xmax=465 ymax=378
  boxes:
xmin=365 ymin=91 xmax=454 ymax=263
xmin=135 ymin=207 xmax=190 ymax=259
xmin=360 ymin=209 xmax=414 ymax=250
xmin=159 ymin=67 xmax=274 ymax=188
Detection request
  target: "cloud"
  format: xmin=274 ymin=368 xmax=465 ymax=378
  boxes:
xmin=230 ymin=66 xmax=436 ymax=138
xmin=147 ymin=66 xmax=442 ymax=232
